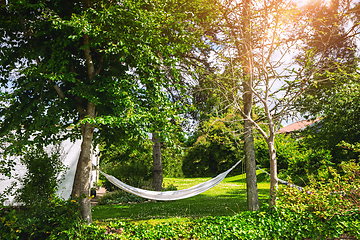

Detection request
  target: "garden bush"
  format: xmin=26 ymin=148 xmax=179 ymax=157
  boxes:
xmin=13 ymin=144 xmax=67 ymax=206
xmin=100 ymin=142 xmax=184 ymax=192
xmin=100 ymin=161 xmax=152 ymax=192
xmin=0 ymin=195 xmax=82 ymax=240
xmin=278 ymin=160 xmax=360 ymax=219
xmin=255 ymin=134 xmax=335 ymax=186
xmin=98 ymin=190 xmax=147 ymax=205
xmin=90 ymin=207 xmax=359 ymax=239
xmin=255 ymin=134 xmax=301 ymax=171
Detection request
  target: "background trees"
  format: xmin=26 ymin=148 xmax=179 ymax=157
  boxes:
xmin=294 ymin=0 xmax=360 ymax=169
xmin=200 ymin=0 xmax=350 ymax=206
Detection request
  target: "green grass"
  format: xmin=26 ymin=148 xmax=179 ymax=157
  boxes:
xmin=91 ymin=171 xmax=270 ymax=223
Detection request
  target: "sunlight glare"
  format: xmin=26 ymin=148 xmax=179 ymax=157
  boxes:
xmin=305 ymin=0 xmax=332 ymax=7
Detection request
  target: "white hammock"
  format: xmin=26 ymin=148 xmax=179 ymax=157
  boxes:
xmin=100 ymin=160 xmax=242 ymax=201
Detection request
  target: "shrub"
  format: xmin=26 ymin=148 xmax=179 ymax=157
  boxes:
xmin=101 ymin=161 xmax=152 ymax=192
xmin=98 ymin=207 xmax=359 ymax=239
xmin=286 ymin=148 xmax=334 ymax=186
xmin=278 ymin=160 xmax=360 ymax=219
xmin=255 ymin=135 xmax=335 ymax=186
xmin=255 ymin=134 xmax=306 ymax=172
xmin=0 ymin=195 xmax=82 ymax=240
xmin=161 ymin=143 xmax=184 ymax=178
xmin=98 ymin=190 xmax=146 ymax=205
xmin=14 ymin=144 xmax=67 ymax=206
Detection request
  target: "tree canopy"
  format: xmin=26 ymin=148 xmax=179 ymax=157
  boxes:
xmin=0 ymin=0 xmax=218 ymax=222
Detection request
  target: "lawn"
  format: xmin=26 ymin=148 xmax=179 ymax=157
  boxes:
xmin=91 ymin=171 xmax=270 ymax=223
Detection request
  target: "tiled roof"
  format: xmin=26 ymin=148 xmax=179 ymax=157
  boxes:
xmin=278 ymin=117 xmax=321 ymax=134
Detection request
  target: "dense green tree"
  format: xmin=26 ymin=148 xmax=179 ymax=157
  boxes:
xmin=183 ymin=112 xmax=244 ymax=177
xmin=0 ymin=0 xmax=216 ymax=222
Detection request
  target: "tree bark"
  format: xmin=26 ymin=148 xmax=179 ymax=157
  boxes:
xmin=71 ymin=102 xmax=95 ymax=223
xmin=152 ymin=133 xmax=163 ymax=191
xmin=244 ymin=119 xmax=259 ymax=211
xmin=79 ymin=103 xmax=95 ymax=223
xmin=242 ymin=0 xmax=260 ymax=212
xmin=267 ymin=135 xmax=278 ymax=207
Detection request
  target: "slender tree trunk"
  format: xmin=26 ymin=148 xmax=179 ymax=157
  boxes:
xmin=242 ymin=0 xmax=259 ymax=211
xmin=152 ymin=133 xmax=163 ymax=191
xmin=267 ymin=135 xmax=278 ymax=207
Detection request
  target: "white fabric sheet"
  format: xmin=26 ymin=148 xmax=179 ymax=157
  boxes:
xmin=100 ymin=160 xmax=242 ymax=201
xmin=0 ymin=138 xmax=99 ymax=205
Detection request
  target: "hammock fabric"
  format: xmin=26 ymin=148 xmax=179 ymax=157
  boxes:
xmin=100 ymin=160 xmax=242 ymax=201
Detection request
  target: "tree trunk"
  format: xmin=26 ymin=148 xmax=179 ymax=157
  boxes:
xmin=152 ymin=133 xmax=163 ymax=191
xmin=242 ymin=0 xmax=259 ymax=212
xmin=267 ymin=136 xmax=278 ymax=207
xmin=71 ymin=102 xmax=95 ymax=224
xmin=244 ymin=119 xmax=259 ymax=211
xmin=71 ymin=0 xmax=97 ymax=222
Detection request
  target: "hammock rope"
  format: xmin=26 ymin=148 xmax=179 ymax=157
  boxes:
xmin=256 ymin=166 xmax=303 ymax=191
xmin=100 ymin=160 xmax=242 ymax=201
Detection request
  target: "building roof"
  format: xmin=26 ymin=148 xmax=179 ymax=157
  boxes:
xmin=278 ymin=117 xmax=321 ymax=134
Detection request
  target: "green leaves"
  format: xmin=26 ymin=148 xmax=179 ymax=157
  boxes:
xmin=0 ymin=0 xmax=216 ymax=149
xmin=88 ymin=208 xmax=359 ymax=239
xmin=278 ymin=160 xmax=360 ymax=219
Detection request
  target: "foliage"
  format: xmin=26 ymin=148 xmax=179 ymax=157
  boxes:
xmin=0 ymin=141 xmax=16 ymax=204
xmin=161 ymin=141 xmax=185 ymax=178
xmin=8 ymin=170 xmax=352 ymax=239
xmin=100 ymin=134 xmax=185 ymax=191
xmin=100 ymin=143 xmax=153 ymax=192
xmin=300 ymin=81 xmax=360 ymax=165
xmin=0 ymin=0 xmax=218 ymax=220
xmin=0 ymin=134 xmax=17 ymax=178
xmin=13 ymin=144 xmax=66 ymax=206
xmin=100 ymin=134 xmax=184 ymax=188
xmin=255 ymin=134 xmax=302 ymax=171
xmin=294 ymin=0 xmax=360 ymax=166
xmin=0 ymin=0 xmax=217 ymax=142
xmin=4 ymin=205 xmax=358 ymax=239
xmin=206 ymin=0 xmax=336 ymax=207
xmin=278 ymin=160 xmax=360 ymax=219
xmin=182 ymin=114 xmax=244 ymax=177
xmin=88 ymin=207 xmax=360 ymax=239
xmin=295 ymin=0 xmax=358 ymax=73
xmin=286 ymin=147 xmax=334 ymax=186
xmin=0 ymin=195 xmax=81 ymax=240
xmin=255 ymin=134 xmax=338 ymax=186
xmin=98 ymin=190 xmax=147 ymax=205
